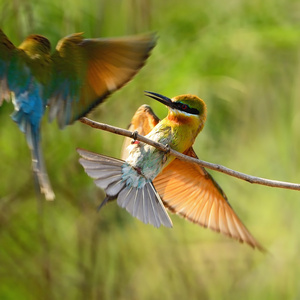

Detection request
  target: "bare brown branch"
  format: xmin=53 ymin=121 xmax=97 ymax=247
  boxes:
xmin=80 ymin=117 xmax=300 ymax=191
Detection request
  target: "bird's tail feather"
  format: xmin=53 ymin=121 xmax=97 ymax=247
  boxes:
xmin=28 ymin=124 xmax=55 ymax=201
xmin=77 ymin=149 xmax=173 ymax=228
xmin=12 ymin=109 xmax=55 ymax=200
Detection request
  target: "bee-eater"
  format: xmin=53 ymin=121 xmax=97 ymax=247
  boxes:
xmin=78 ymin=91 xmax=263 ymax=250
xmin=0 ymin=29 xmax=156 ymax=200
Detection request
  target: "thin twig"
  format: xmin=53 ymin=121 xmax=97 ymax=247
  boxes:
xmin=80 ymin=117 xmax=300 ymax=191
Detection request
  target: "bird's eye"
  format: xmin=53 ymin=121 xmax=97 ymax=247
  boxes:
xmin=181 ymin=104 xmax=188 ymax=110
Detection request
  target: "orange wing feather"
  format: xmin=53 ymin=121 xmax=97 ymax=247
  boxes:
xmin=48 ymin=33 xmax=157 ymax=128
xmin=121 ymin=104 xmax=160 ymax=160
xmin=153 ymin=148 xmax=264 ymax=250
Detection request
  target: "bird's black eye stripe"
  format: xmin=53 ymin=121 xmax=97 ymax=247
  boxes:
xmin=176 ymin=102 xmax=199 ymax=115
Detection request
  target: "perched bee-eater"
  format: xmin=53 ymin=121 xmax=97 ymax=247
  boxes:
xmin=78 ymin=91 xmax=263 ymax=250
xmin=0 ymin=29 xmax=156 ymax=200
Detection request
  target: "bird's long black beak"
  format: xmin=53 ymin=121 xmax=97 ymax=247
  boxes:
xmin=144 ymin=91 xmax=175 ymax=108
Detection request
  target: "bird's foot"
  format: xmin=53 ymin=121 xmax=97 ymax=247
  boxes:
xmin=131 ymin=130 xmax=140 ymax=145
xmin=164 ymin=144 xmax=171 ymax=153
xmin=131 ymin=130 xmax=138 ymax=141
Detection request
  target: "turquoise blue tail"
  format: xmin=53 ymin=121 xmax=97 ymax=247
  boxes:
xmin=10 ymin=85 xmax=55 ymax=200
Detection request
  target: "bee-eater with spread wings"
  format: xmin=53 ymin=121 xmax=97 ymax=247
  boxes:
xmin=0 ymin=29 xmax=156 ymax=200
xmin=78 ymin=91 xmax=263 ymax=250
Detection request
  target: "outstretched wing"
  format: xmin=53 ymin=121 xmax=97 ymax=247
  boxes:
xmin=77 ymin=148 xmax=172 ymax=228
xmin=153 ymin=148 xmax=264 ymax=250
xmin=47 ymin=33 xmax=157 ymax=128
xmin=0 ymin=29 xmax=15 ymax=104
xmin=121 ymin=104 xmax=160 ymax=159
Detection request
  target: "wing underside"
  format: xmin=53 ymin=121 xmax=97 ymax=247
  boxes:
xmin=48 ymin=33 xmax=157 ymax=128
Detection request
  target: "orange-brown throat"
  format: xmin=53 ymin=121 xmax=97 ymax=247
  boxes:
xmin=166 ymin=110 xmax=206 ymax=141
xmin=167 ymin=112 xmax=194 ymax=125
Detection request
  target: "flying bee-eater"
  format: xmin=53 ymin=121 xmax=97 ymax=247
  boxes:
xmin=0 ymin=29 xmax=156 ymax=200
xmin=78 ymin=91 xmax=263 ymax=250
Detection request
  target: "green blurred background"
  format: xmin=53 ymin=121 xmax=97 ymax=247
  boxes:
xmin=1 ymin=0 xmax=300 ymax=299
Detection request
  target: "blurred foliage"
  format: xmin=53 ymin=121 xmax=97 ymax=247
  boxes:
xmin=1 ymin=0 xmax=300 ymax=299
